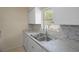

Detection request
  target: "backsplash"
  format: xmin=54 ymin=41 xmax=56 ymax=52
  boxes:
xmin=28 ymin=24 xmax=41 ymax=32
xmin=61 ymin=25 xmax=79 ymax=40
xmin=48 ymin=25 xmax=79 ymax=40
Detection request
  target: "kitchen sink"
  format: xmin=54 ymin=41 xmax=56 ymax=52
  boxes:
xmin=37 ymin=36 xmax=52 ymax=41
xmin=30 ymin=33 xmax=52 ymax=41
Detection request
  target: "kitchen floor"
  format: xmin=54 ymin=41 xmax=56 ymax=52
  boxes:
xmin=6 ymin=46 xmax=25 ymax=52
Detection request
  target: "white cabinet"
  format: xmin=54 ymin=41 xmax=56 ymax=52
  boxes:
xmin=27 ymin=36 xmax=46 ymax=52
xmin=23 ymin=34 xmax=28 ymax=51
xmin=24 ymin=34 xmax=46 ymax=52
xmin=28 ymin=7 xmax=42 ymax=24
xmin=52 ymin=7 xmax=79 ymax=25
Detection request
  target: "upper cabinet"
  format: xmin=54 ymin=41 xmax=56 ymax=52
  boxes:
xmin=52 ymin=7 xmax=79 ymax=25
xmin=28 ymin=7 xmax=42 ymax=24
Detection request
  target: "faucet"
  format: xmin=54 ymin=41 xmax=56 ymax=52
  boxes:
xmin=44 ymin=25 xmax=48 ymax=39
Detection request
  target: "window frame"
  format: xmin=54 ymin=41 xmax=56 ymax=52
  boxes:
xmin=41 ymin=7 xmax=53 ymax=31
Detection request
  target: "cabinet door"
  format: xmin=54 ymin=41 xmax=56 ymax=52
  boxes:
xmin=52 ymin=7 xmax=79 ymax=25
xmin=27 ymin=36 xmax=46 ymax=52
xmin=35 ymin=8 xmax=42 ymax=24
xmin=26 ymin=36 xmax=33 ymax=52
xmin=28 ymin=7 xmax=41 ymax=24
xmin=28 ymin=8 xmax=35 ymax=24
xmin=23 ymin=34 xmax=28 ymax=51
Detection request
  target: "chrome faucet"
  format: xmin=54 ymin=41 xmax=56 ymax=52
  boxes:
xmin=44 ymin=25 xmax=48 ymax=39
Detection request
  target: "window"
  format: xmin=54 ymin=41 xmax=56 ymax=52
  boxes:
xmin=42 ymin=8 xmax=60 ymax=32
xmin=43 ymin=8 xmax=53 ymax=26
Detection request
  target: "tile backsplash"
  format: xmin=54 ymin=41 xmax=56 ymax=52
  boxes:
xmin=48 ymin=25 xmax=79 ymax=40
xmin=61 ymin=25 xmax=79 ymax=40
xmin=29 ymin=24 xmax=41 ymax=32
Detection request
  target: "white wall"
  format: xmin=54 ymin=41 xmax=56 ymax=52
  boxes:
xmin=0 ymin=9 xmax=4 ymax=50
xmin=0 ymin=8 xmax=28 ymax=51
xmin=52 ymin=7 xmax=79 ymax=25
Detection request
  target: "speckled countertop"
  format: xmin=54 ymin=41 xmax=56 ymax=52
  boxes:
xmin=40 ymin=39 xmax=79 ymax=52
xmin=24 ymin=32 xmax=79 ymax=52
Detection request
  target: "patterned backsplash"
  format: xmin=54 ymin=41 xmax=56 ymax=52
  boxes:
xmin=48 ymin=25 xmax=79 ymax=40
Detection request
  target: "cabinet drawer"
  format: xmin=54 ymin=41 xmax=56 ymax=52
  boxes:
xmin=27 ymin=36 xmax=46 ymax=52
xmin=31 ymin=40 xmax=46 ymax=52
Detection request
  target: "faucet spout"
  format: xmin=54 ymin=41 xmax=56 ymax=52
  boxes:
xmin=44 ymin=25 xmax=48 ymax=40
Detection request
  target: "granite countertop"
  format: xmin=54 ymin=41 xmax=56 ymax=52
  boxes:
xmin=40 ymin=39 xmax=79 ymax=52
xmin=25 ymin=32 xmax=79 ymax=52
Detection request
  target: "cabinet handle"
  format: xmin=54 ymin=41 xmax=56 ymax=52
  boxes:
xmin=32 ymin=46 xmax=34 ymax=48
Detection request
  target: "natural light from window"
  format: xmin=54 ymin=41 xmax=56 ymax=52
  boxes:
xmin=42 ymin=8 xmax=60 ymax=32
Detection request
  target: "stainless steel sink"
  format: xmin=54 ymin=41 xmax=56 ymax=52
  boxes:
xmin=30 ymin=33 xmax=52 ymax=41
xmin=37 ymin=36 xmax=52 ymax=41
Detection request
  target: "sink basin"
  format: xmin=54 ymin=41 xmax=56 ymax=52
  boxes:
xmin=37 ymin=36 xmax=52 ymax=41
xmin=30 ymin=33 xmax=52 ymax=41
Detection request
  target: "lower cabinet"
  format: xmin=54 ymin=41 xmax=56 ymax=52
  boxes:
xmin=23 ymin=34 xmax=28 ymax=51
xmin=24 ymin=34 xmax=46 ymax=52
